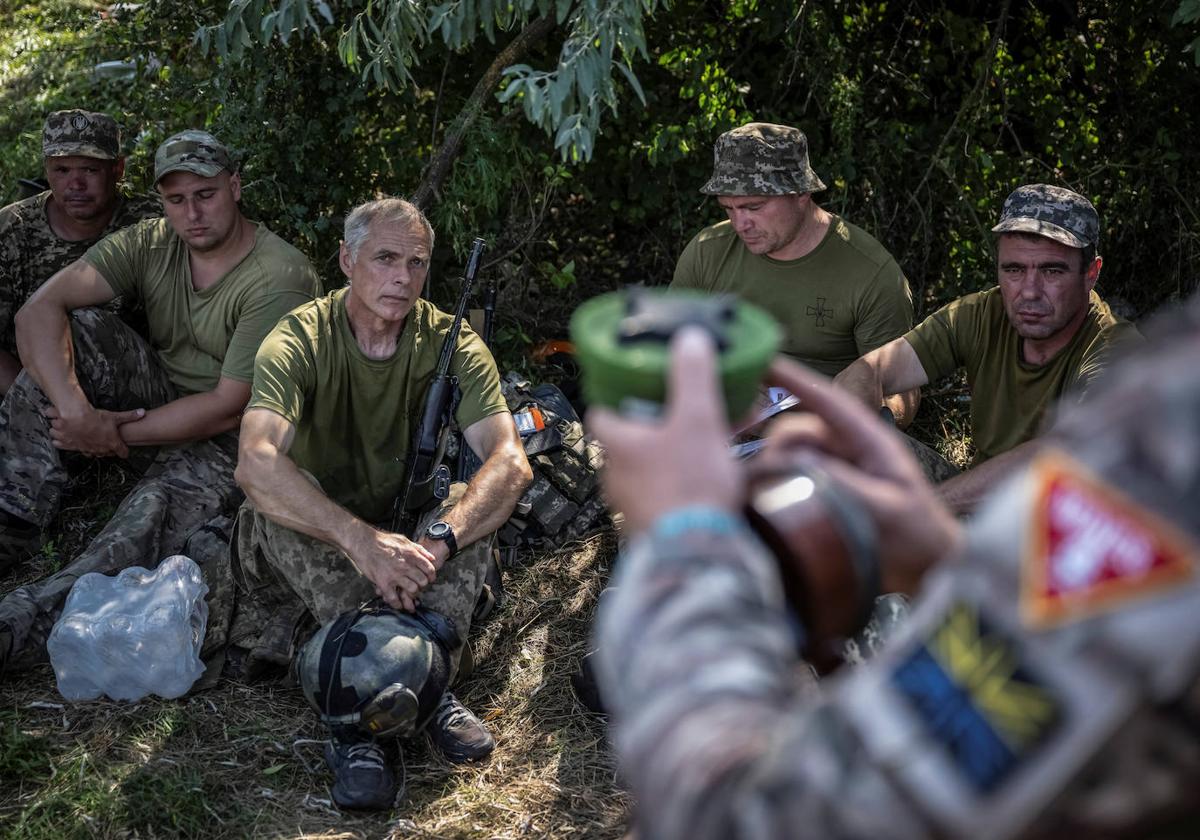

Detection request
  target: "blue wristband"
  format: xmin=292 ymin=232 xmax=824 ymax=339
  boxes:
xmin=650 ymin=506 xmax=743 ymax=541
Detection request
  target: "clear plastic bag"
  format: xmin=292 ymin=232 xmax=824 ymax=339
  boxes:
xmin=47 ymin=555 xmax=209 ymax=701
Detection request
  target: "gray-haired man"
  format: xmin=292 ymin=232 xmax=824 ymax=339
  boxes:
xmin=835 ymin=184 xmax=1141 ymax=514
xmin=0 ymin=109 xmax=160 ymax=394
xmin=0 ymin=129 xmax=320 ymax=666
xmin=671 ymin=121 xmax=918 ymax=423
xmin=232 ymin=197 xmax=532 ymax=810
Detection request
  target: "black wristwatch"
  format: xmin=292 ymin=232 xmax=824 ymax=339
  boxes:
xmin=425 ymin=520 xmax=458 ymax=557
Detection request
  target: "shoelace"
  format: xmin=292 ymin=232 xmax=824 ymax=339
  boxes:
xmin=433 ymin=692 xmax=468 ymax=730
xmin=343 ymin=741 xmax=386 ymax=770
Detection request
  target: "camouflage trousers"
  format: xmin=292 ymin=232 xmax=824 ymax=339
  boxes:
xmin=222 ymin=481 xmax=492 ymax=680
xmin=898 ymin=432 xmax=961 ymax=484
xmin=0 ymin=308 xmax=241 ymax=668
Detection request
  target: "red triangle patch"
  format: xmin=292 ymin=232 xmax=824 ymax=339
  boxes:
xmin=1022 ymin=451 xmax=1196 ymax=628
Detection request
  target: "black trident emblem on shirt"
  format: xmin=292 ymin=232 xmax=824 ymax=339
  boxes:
xmin=807 ymin=297 xmax=833 ymax=327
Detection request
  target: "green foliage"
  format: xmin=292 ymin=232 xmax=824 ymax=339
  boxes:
xmin=2 ymin=0 xmax=1197 ymax=357
xmin=1175 ymin=0 xmax=1200 ymax=63
xmin=499 ymin=0 xmax=661 ymax=161
xmin=197 ymin=0 xmax=664 ymax=162
xmin=542 ymin=257 xmax=576 ymax=289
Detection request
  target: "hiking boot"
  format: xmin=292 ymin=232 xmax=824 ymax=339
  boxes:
xmin=427 ymin=690 xmax=495 ymax=763
xmin=0 ymin=511 xmax=40 ymax=574
xmin=324 ymin=737 xmax=399 ymax=811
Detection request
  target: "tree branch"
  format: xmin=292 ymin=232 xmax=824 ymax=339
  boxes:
xmin=411 ymin=14 xmax=558 ymax=210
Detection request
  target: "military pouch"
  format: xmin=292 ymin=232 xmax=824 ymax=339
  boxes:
xmin=496 ymin=374 xmax=610 ymax=553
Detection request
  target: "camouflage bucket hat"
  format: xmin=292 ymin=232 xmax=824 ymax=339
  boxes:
xmin=42 ymin=110 xmax=120 ymax=160
xmin=700 ymin=122 xmax=827 ymax=196
xmin=991 ymin=184 xmax=1099 ymax=249
xmin=154 ymin=130 xmax=234 ymax=183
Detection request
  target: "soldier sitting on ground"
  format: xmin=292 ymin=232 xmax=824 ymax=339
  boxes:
xmin=835 ymin=184 xmax=1140 ymax=514
xmin=231 ymin=197 xmax=532 ymax=810
xmin=0 ymin=109 xmax=160 ymax=395
xmin=592 ymin=297 xmax=1200 ymax=839
xmin=0 ymin=129 xmax=320 ymax=670
xmin=672 ymin=122 xmax=919 ymax=426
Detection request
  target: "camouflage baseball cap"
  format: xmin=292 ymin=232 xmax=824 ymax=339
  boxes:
xmin=154 ymin=130 xmax=234 ymax=183
xmin=991 ymin=184 xmax=1099 ymax=249
xmin=42 ymin=110 xmax=120 ymax=160
xmin=700 ymin=122 xmax=826 ymax=196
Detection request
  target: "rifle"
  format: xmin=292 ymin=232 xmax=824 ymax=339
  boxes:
xmin=391 ymin=237 xmax=487 ymax=536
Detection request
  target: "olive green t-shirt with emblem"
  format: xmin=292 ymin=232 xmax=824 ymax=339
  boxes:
xmin=671 ymin=216 xmax=913 ymax=376
xmin=0 ymin=190 xmax=161 ymax=356
xmin=904 ymin=287 xmax=1140 ymax=463
xmin=249 ymin=289 xmax=510 ymax=523
xmin=85 ymin=218 xmax=320 ymax=396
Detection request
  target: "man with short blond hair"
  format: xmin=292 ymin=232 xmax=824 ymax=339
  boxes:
xmin=0 ymin=109 xmax=160 ymax=394
xmin=0 ymin=129 xmax=320 ymax=668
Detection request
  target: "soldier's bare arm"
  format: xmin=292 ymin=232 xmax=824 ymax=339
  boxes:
xmin=235 ymin=407 xmax=437 ymax=612
xmin=117 ymin=375 xmax=249 ymax=446
xmin=14 ymin=259 xmax=142 ymax=456
xmin=414 ymin=411 xmax=533 ymax=567
xmin=834 ymin=336 xmax=929 ymax=417
xmin=933 ymin=437 xmax=1041 ymax=516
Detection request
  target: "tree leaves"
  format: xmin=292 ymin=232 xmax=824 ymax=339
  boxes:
xmin=195 ymin=0 xmax=662 ymax=162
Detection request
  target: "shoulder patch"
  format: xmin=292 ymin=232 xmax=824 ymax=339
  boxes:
xmin=892 ymin=602 xmax=1060 ymax=793
xmin=1021 ymin=451 xmax=1196 ymax=629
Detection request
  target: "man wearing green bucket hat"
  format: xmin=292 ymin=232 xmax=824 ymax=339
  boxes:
xmin=671 ymin=122 xmax=917 ymax=424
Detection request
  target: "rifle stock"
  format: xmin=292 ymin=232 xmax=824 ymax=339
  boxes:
xmin=391 ymin=237 xmax=487 ymax=535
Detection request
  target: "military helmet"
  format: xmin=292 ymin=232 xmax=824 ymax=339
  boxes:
xmin=295 ymin=603 xmax=459 ymax=740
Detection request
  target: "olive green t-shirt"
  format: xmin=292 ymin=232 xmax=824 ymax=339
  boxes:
xmin=904 ymin=287 xmax=1141 ymax=463
xmin=671 ymin=216 xmax=913 ymax=376
xmin=249 ymin=289 xmax=510 ymax=522
xmin=85 ymin=218 xmax=320 ymax=396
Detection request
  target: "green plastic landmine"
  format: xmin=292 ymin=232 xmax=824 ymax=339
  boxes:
xmin=570 ymin=288 xmax=780 ymax=421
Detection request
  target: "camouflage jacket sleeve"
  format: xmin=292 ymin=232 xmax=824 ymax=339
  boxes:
xmin=598 ymin=440 xmax=1200 ymax=839
xmin=595 ymin=521 xmax=932 ymax=840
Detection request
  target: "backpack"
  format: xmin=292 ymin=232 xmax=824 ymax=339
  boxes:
xmin=496 ymin=374 xmax=610 ymax=551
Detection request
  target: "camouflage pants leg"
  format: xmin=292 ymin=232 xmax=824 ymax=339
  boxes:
xmin=0 ymin=433 xmax=241 ymax=669
xmin=232 ymin=482 xmax=492 ymax=676
xmin=0 ymin=307 xmax=175 ymax=525
xmin=899 ymin=432 xmax=961 ymax=484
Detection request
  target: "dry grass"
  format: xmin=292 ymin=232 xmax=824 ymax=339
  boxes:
xmin=0 ymin=472 xmax=627 ymax=840
xmin=0 ymin=378 xmax=972 ymax=840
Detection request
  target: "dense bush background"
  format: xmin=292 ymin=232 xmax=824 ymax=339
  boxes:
xmin=2 ymin=0 xmax=1198 ymax=369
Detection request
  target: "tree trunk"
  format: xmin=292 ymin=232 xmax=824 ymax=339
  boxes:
xmin=411 ymin=14 xmax=558 ymax=210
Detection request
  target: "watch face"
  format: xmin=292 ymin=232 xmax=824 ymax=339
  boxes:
xmin=428 ymin=521 xmax=451 ymax=540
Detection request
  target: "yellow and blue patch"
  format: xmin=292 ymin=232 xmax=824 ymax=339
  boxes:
xmin=892 ymin=603 xmax=1060 ymax=792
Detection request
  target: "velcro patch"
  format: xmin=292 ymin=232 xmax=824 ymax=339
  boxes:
xmin=892 ymin=603 xmax=1059 ymax=793
xmin=1021 ymin=452 xmax=1196 ymax=629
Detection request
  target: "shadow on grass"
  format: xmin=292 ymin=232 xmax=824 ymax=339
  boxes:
xmin=0 ymin=698 xmax=254 ymax=839
xmin=0 ymin=515 xmax=627 ymax=839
